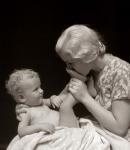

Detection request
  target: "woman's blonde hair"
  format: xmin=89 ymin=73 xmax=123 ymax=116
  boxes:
xmin=6 ymin=69 xmax=39 ymax=102
xmin=56 ymin=24 xmax=106 ymax=63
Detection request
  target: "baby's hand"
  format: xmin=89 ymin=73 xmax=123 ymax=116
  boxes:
xmin=40 ymin=123 xmax=55 ymax=134
xmin=50 ymin=95 xmax=63 ymax=108
xmin=16 ymin=104 xmax=29 ymax=121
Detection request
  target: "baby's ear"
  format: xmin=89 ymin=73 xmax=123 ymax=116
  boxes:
xmin=17 ymin=94 xmax=26 ymax=103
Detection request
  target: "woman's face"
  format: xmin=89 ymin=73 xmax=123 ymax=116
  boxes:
xmin=66 ymin=60 xmax=93 ymax=76
xmin=57 ymin=45 xmax=95 ymax=76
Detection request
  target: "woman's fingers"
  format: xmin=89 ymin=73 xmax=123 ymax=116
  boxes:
xmin=16 ymin=115 xmax=22 ymax=121
xmin=69 ymin=78 xmax=83 ymax=87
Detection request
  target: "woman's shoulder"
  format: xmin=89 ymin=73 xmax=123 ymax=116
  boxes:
xmin=105 ymin=54 xmax=130 ymax=72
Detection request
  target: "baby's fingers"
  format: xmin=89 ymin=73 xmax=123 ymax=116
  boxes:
xmin=16 ymin=104 xmax=29 ymax=109
xmin=52 ymin=102 xmax=60 ymax=109
xmin=56 ymin=99 xmax=63 ymax=107
xmin=16 ymin=108 xmax=27 ymax=115
xmin=52 ymin=104 xmax=56 ymax=109
xmin=51 ymin=97 xmax=63 ymax=108
xmin=47 ymin=126 xmax=55 ymax=134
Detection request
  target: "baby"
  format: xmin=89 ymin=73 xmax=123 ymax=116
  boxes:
xmin=6 ymin=69 xmax=74 ymax=137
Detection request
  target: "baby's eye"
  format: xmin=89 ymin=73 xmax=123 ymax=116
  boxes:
xmin=33 ymin=88 xmax=38 ymax=91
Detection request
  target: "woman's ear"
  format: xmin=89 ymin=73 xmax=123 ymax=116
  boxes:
xmin=98 ymin=41 xmax=105 ymax=55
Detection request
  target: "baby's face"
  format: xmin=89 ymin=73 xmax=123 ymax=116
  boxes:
xmin=20 ymin=77 xmax=43 ymax=106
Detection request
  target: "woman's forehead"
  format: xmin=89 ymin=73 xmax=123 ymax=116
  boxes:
xmin=59 ymin=45 xmax=82 ymax=62
xmin=59 ymin=52 xmax=81 ymax=64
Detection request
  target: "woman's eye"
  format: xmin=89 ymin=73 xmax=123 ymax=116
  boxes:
xmin=67 ymin=63 xmax=73 ymax=69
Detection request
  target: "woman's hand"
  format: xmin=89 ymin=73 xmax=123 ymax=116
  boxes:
xmin=66 ymin=68 xmax=87 ymax=82
xmin=15 ymin=104 xmax=29 ymax=121
xmin=68 ymin=78 xmax=90 ymax=102
xmin=87 ymin=76 xmax=97 ymax=97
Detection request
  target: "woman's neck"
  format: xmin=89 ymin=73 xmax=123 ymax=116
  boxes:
xmin=93 ymin=54 xmax=110 ymax=72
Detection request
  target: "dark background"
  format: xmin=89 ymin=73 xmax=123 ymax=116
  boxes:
xmin=0 ymin=0 xmax=130 ymax=148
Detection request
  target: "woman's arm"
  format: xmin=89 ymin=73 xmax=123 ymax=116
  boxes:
xmin=82 ymin=95 xmax=130 ymax=136
xmin=68 ymin=78 xmax=130 ymax=136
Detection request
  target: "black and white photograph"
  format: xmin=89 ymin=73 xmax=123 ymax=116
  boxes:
xmin=0 ymin=0 xmax=130 ymax=149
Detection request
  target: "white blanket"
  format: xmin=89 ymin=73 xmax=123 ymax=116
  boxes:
xmin=7 ymin=119 xmax=130 ymax=150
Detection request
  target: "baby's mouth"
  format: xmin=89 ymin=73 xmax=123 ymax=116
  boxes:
xmin=40 ymin=95 xmax=43 ymax=99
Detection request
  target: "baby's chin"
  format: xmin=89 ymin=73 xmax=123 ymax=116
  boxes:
xmin=33 ymin=98 xmax=43 ymax=106
xmin=39 ymin=98 xmax=43 ymax=105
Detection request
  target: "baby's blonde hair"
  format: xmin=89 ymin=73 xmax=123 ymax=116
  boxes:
xmin=56 ymin=24 xmax=106 ymax=63
xmin=6 ymin=69 xmax=40 ymax=102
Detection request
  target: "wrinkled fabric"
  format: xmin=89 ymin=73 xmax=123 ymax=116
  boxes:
xmin=7 ymin=119 xmax=130 ymax=150
xmin=7 ymin=119 xmax=110 ymax=150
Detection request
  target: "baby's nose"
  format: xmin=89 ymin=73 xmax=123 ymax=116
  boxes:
xmin=39 ymin=88 xmax=43 ymax=94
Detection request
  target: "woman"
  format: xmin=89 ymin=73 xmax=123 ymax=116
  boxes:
xmin=55 ymin=24 xmax=130 ymax=141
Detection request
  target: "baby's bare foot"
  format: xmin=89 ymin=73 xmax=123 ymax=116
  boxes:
xmin=61 ymin=93 xmax=78 ymax=108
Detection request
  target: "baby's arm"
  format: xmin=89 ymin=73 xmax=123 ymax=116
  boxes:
xmin=49 ymin=84 xmax=69 ymax=108
xmin=42 ymin=98 xmax=51 ymax=107
xmin=44 ymin=85 xmax=69 ymax=109
xmin=18 ymin=111 xmax=55 ymax=137
xmin=44 ymin=79 xmax=76 ymax=108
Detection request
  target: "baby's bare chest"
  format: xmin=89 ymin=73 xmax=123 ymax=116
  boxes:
xmin=30 ymin=106 xmax=59 ymax=126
